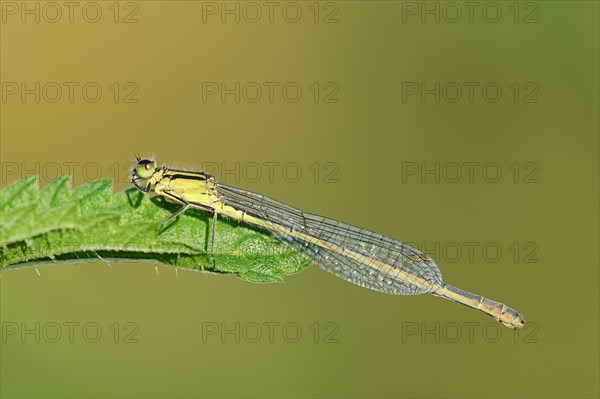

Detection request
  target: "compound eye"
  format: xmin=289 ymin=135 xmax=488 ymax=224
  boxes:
xmin=135 ymin=159 xmax=156 ymax=179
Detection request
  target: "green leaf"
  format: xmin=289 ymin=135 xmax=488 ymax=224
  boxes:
xmin=0 ymin=176 xmax=311 ymax=283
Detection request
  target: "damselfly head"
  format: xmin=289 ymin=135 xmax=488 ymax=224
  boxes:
xmin=133 ymin=159 xmax=156 ymax=179
xmin=131 ymin=158 xmax=157 ymax=192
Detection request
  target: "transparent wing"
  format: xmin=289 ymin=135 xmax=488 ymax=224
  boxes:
xmin=217 ymin=184 xmax=443 ymax=295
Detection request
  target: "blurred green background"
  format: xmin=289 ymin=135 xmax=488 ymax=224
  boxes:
xmin=1 ymin=1 xmax=598 ymax=398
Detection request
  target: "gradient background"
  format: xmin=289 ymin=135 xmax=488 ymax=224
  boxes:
xmin=1 ymin=1 xmax=598 ymax=398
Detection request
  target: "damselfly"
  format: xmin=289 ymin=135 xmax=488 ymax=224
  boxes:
xmin=131 ymin=156 xmax=526 ymax=329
